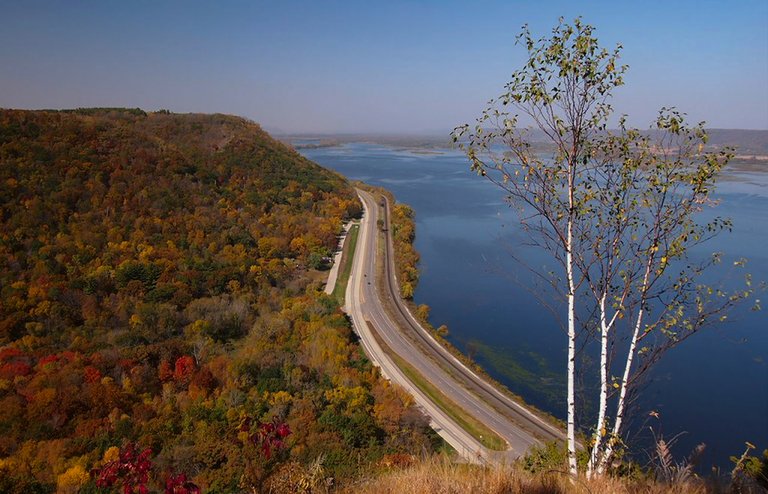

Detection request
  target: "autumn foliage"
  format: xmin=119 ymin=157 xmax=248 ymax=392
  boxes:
xmin=390 ymin=203 xmax=420 ymax=299
xmin=93 ymin=443 xmax=154 ymax=493
xmin=240 ymin=416 xmax=292 ymax=460
xmin=0 ymin=109 xmax=437 ymax=492
xmin=92 ymin=442 xmax=200 ymax=494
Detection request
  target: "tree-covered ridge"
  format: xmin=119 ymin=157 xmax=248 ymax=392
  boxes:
xmin=0 ymin=109 xmax=435 ymax=492
xmin=0 ymin=109 xmax=360 ymax=342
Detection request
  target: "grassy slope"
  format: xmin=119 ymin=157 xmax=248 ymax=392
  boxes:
xmin=341 ymin=455 xmax=719 ymax=494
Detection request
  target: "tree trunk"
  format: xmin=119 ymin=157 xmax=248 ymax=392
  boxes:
xmin=597 ymin=260 xmax=653 ymax=474
xmin=566 ymin=169 xmax=578 ymax=477
xmin=587 ymin=294 xmax=610 ymax=477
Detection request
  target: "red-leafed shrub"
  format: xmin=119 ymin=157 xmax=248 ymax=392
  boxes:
xmin=92 ymin=443 xmax=200 ymax=494
xmin=93 ymin=442 xmax=153 ymax=494
xmin=0 ymin=347 xmax=24 ymax=361
xmin=158 ymin=359 xmax=173 ymax=382
xmin=173 ymin=356 xmax=195 ymax=383
xmin=38 ymin=354 xmax=59 ymax=367
xmin=164 ymin=473 xmax=201 ymax=494
xmin=0 ymin=361 xmax=31 ymax=379
xmin=0 ymin=347 xmax=31 ymax=378
xmin=118 ymin=358 xmax=136 ymax=371
xmin=240 ymin=417 xmax=292 ymax=459
xmin=83 ymin=365 xmax=102 ymax=383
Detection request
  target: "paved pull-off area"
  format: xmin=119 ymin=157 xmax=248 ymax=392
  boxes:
xmin=324 ymin=220 xmax=353 ymax=294
xmin=345 ymin=189 xmax=566 ymax=464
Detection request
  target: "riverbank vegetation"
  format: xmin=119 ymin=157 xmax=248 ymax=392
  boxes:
xmin=388 ymin=203 xmax=420 ymax=300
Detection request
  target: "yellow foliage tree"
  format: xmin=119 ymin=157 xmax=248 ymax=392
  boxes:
xmin=57 ymin=464 xmax=89 ymax=494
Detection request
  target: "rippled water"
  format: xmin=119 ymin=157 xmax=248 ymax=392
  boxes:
xmin=301 ymin=142 xmax=768 ymax=469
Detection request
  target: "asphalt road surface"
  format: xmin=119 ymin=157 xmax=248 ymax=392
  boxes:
xmin=345 ymin=189 xmax=566 ymax=464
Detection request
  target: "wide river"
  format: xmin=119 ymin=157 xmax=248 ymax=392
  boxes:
xmin=300 ymin=142 xmax=767 ymax=470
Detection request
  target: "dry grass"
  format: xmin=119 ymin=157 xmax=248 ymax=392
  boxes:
xmin=339 ymin=455 xmax=714 ymax=494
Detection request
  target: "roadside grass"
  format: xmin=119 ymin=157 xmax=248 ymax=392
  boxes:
xmin=368 ymin=321 xmax=508 ymax=452
xmin=367 ymin=187 xmax=566 ymax=444
xmin=332 ymin=223 xmax=360 ymax=304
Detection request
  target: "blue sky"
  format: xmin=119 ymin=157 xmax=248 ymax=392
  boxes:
xmin=1 ymin=1 xmax=766 ymax=133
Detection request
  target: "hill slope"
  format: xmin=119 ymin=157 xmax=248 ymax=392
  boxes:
xmin=0 ymin=109 xmax=437 ymax=492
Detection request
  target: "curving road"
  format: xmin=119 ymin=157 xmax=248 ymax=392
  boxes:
xmin=345 ymin=189 xmax=566 ymax=465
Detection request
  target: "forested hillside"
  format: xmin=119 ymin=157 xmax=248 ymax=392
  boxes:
xmin=0 ymin=109 xmax=437 ymax=492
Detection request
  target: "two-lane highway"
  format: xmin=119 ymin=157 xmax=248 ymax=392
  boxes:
xmin=345 ymin=189 xmax=566 ymax=464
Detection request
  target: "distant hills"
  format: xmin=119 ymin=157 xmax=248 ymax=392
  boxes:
xmin=283 ymin=128 xmax=768 ymax=161
xmin=704 ymin=129 xmax=768 ymax=159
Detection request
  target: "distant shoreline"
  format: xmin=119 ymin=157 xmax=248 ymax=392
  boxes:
xmin=290 ymin=136 xmax=768 ymax=175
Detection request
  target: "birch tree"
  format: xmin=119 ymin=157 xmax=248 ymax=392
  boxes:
xmin=452 ymin=18 xmax=757 ymax=477
xmin=580 ymin=111 xmax=755 ymax=476
xmin=453 ymin=17 xmax=625 ymax=475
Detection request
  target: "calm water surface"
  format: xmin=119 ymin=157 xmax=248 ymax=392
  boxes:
xmin=301 ymin=143 xmax=768 ymax=469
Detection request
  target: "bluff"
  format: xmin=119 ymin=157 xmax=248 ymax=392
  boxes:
xmin=0 ymin=109 xmax=437 ymax=492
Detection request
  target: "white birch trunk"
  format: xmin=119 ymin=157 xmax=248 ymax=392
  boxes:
xmin=587 ymin=293 xmax=610 ymax=478
xmin=596 ymin=261 xmax=653 ymax=474
xmin=565 ymin=169 xmax=578 ymax=477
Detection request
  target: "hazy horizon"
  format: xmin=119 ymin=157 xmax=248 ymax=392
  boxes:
xmin=1 ymin=1 xmax=767 ymax=133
